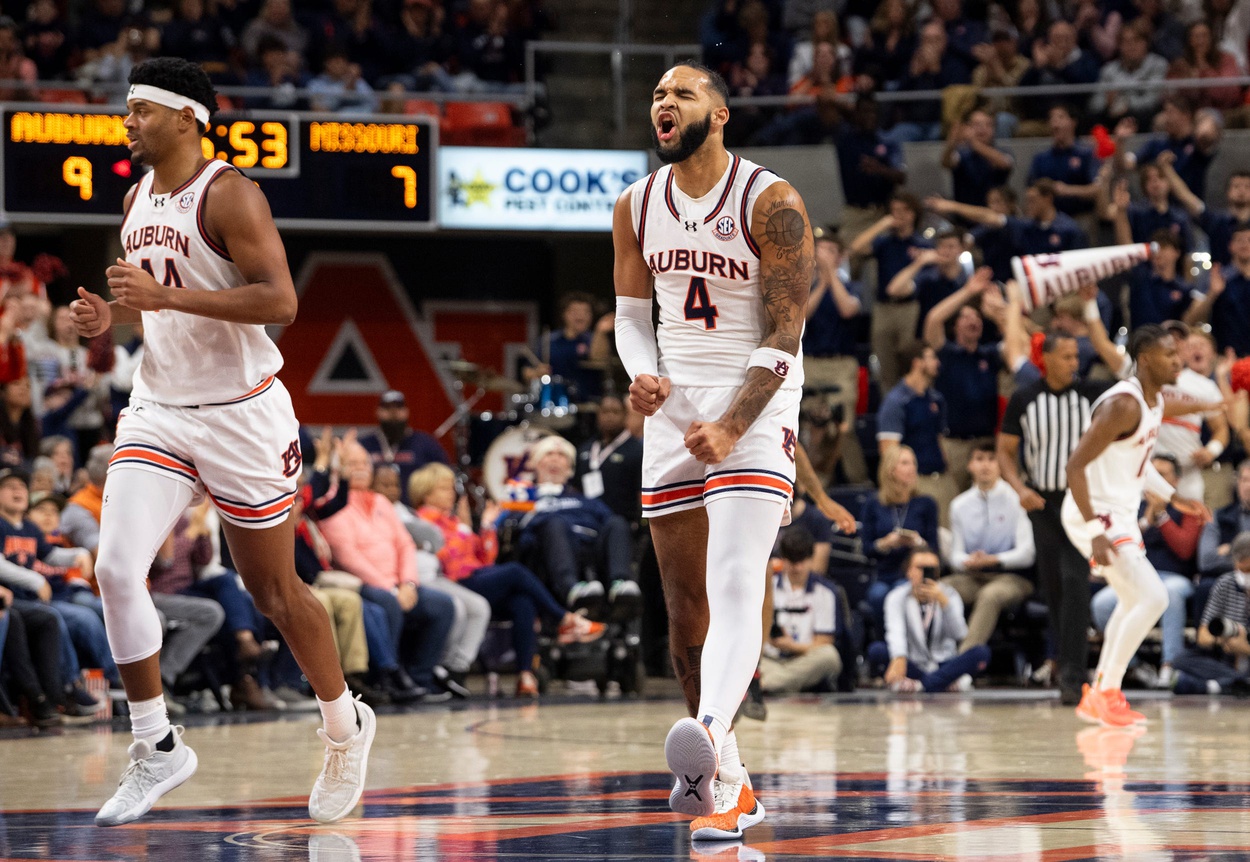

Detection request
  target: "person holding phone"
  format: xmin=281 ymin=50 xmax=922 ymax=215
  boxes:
xmin=866 ymin=547 xmax=992 ymax=692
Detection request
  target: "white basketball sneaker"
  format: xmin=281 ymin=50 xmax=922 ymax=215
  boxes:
xmin=308 ymin=697 xmax=376 ymax=823
xmin=665 ymin=716 xmax=719 ymax=817
xmin=95 ymin=727 xmax=198 ymax=827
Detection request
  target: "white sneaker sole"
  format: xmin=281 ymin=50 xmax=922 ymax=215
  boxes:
xmin=665 ymin=718 xmax=718 ymax=817
xmin=309 ymin=703 xmax=376 ymax=823
xmin=691 ymin=799 xmax=767 ymax=841
xmin=95 ymin=746 xmax=199 ymax=827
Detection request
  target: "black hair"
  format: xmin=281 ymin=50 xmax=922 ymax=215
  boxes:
xmin=970 ymin=440 xmax=997 ymax=459
xmin=1048 ymin=101 xmax=1079 ymax=122
xmin=778 ymin=527 xmax=815 ymax=564
xmin=1232 ymin=221 xmax=1250 ymax=238
xmin=934 ymin=228 xmax=964 ymax=245
xmin=672 ymin=59 xmax=731 ymax=106
xmin=901 ymin=545 xmax=938 ymax=576
xmin=1229 ymin=170 xmax=1250 ymax=186
xmin=129 ymin=57 xmax=216 ymax=132
xmin=1150 ymin=229 xmax=1181 ymax=251
xmin=1151 ymin=452 xmax=1181 ymax=474
xmin=901 ymin=340 xmax=931 ymax=371
xmin=891 ymin=190 xmax=922 ymax=219
xmin=1042 ymin=331 xmax=1077 ymax=354
xmin=1127 ymin=323 xmax=1170 ymax=362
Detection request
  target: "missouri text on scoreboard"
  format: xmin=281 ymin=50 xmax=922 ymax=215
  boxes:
xmin=438 ymin=147 xmax=647 ymax=232
xmin=2 ymin=106 xmax=436 ymax=231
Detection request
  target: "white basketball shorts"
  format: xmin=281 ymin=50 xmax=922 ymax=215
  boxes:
xmin=109 ymin=376 xmax=302 ymax=529
xmin=641 ymin=385 xmax=800 ymax=519
xmin=1060 ymin=493 xmax=1145 ymax=569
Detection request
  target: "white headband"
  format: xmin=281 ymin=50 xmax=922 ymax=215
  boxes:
xmin=127 ymin=84 xmax=210 ymax=125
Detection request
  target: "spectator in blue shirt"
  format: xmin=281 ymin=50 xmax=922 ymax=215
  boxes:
xmin=803 ymin=228 xmax=868 ymax=483
xmin=884 ymin=230 xmax=968 ymax=341
xmin=359 ymin=390 xmax=449 ymax=504
xmin=1184 ymin=224 xmax=1250 ymax=356
xmin=849 ymin=192 xmax=931 ymax=389
xmin=1018 ymin=22 xmax=1101 ymax=120
xmin=1121 ymin=233 xmax=1197 ymax=328
xmin=972 ymin=186 xmax=1020 ymax=282
xmin=1027 ymin=104 xmax=1100 ymax=217
xmin=524 ymin=292 xmax=612 ymax=403
xmin=923 ymin=270 xmax=1004 ymax=491
xmin=942 ymin=108 xmax=1013 ymax=208
xmin=749 ymin=84 xmax=840 ymax=146
xmin=307 ymin=46 xmax=378 ymax=114
xmin=933 ymin=0 xmax=989 ymax=79
xmin=877 ymin=342 xmax=956 ymax=518
xmin=1123 ymin=94 xmax=1221 ymax=200
xmin=860 ymin=445 xmax=940 ymax=629
xmin=1105 ymin=164 xmax=1191 ymax=256
xmin=1159 ymin=156 xmax=1250 ymax=268
xmin=833 ymin=96 xmax=907 ymax=242
xmin=928 ymin=178 xmax=1088 ymax=257
xmin=886 ymin=20 xmax=971 ymax=144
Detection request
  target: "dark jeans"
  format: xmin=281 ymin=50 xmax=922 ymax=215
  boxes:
xmin=461 ymin=562 xmax=568 ymax=675
xmin=1030 ymin=493 xmax=1090 ymax=694
xmin=7 ymin=601 xmax=65 ymax=703
xmin=1173 ymin=648 xmax=1245 ymax=692
xmin=867 ymin=578 xmax=901 ymax=637
xmin=523 ymin=515 xmax=635 ymax=603
xmin=866 ymin=641 xmax=992 ymax=692
xmin=185 ymin=572 xmax=264 ymax=638
xmin=359 ymin=584 xmax=455 ymax=688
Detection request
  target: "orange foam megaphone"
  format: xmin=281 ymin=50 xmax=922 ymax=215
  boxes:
xmin=1011 ymin=243 xmax=1155 ymax=312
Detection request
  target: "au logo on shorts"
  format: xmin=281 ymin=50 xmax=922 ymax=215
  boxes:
xmin=781 ymin=427 xmax=797 ymax=463
xmin=713 ymin=216 xmax=738 ymax=242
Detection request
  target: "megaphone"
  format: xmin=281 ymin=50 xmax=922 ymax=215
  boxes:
xmin=1011 ymin=242 xmax=1155 ymax=312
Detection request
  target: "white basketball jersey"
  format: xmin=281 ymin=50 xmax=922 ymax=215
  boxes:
xmin=122 ymin=159 xmax=283 ymax=406
xmin=625 ymin=153 xmax=802 ymax=390
xmin=1083 ymin=377 xmax=1163 ymax=516
xmin=1156 ymin=367 xmax=1220 ymax=469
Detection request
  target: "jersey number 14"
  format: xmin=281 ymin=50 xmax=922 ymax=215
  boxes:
xmin=683 ymin=277 xmax=719 ymax=330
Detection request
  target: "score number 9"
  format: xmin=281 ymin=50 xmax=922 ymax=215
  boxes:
xmin=200 ymin=121 xmax=288 ymax=170
xmin=63 ymin=156 xmax=93 ymax=201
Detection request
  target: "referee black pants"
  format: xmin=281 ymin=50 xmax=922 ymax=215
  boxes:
xmin=1029 ymin=492 xmax=1090 ymax=696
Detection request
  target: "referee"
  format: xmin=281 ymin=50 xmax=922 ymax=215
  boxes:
xmin=998 ymin=332 xmax=1111 ymax=705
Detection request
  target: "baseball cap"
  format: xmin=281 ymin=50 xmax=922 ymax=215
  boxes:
xmin=0 ymin=467 xmax=29 ymax=488
xmin=379 ymin=390 xmax=406 ymax=407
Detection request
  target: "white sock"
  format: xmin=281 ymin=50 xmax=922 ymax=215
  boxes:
xmin=317 ymin=687 xmax=358 ymax=743
xmin=718 ymin=729 xmax=744 ymax=784
xmin=697 ymin=495 xmax=784 ymax=748
xmin=129 ymin=695 xmax=171 ymax=748
xmin=1097 ymin=547 xmax=1169 ymax=691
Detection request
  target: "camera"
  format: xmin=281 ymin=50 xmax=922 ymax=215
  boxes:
xmin=921 ymin=565 xmax=938 ymax=581
xmin=0 ymin=593 xmax=7 ymax=610
xmin=1208 ymin=617 xmax=1246 ymax=640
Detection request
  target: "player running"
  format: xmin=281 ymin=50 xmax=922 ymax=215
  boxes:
xmin=71 ymin=58 xmax=373 ymax=826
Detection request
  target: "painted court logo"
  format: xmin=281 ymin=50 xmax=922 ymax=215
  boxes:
xmin=713 ymin=216 xmax=738 ymax=242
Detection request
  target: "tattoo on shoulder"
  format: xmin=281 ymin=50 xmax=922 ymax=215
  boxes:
xmin=764 ymin=206 xmax=807 ymax=261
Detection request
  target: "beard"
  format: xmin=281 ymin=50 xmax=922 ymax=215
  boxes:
xmin=652 ymin=112 xmax=712 ymax=164
xmin=379 ymin=419 xmax=407 ymax=441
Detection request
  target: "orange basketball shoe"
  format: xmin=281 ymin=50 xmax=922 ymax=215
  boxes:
xmin=690 ymin=771 xmax=766 ymax=841
xmin=1105 ymin=688 xmax=1147 ymax=725
xmin=1075 ymin=685 xmax=1137 ymax=728
xmin=666 ymin=717 xmax=719 ymax=816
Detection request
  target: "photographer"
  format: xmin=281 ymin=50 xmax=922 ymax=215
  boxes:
xmin=760 ymin=529 xmax=842 ymax=695
xmin=867 ymin=547 xmax=991 ymax=692
xmin=1172 ymin=532 xmax=1250 ymax=695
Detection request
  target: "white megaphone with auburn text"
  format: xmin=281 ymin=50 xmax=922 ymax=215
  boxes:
xmin=1011 ymin=242 xmax=1155 ymax=312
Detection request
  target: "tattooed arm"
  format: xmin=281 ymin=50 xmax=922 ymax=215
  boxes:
xmin=684 ymin=181 xmax=813 ymax=465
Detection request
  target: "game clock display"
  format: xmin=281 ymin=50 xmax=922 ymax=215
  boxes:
xmin=2 ymin=106 xmax=436 ymax=231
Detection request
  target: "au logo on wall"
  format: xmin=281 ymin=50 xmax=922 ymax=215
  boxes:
xmin=439 ymin=147 xmax=647 ymax=231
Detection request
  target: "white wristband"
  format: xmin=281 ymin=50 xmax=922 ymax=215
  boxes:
xmin=1085 ymin=517 xmax=1107 ymax=538
xmin=1206 ymin=439 xmax=1226 ymax=459
xmin=748 ymin=347 xmax=796 ymax=379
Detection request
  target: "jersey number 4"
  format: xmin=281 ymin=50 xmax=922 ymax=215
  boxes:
xmin=139 ymin=258 xmax=185 ymax=288
xmin=683 ymin=277 xmax=719 ymax=330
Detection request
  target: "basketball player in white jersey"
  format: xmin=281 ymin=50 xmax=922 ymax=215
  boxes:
xmin=613 ymin=61 xmax=815 ymax=842
xmin=69 ymin=58 xmax=373 ymax=826
xmin=1062 ymin=324 xmax=1210 ymax=727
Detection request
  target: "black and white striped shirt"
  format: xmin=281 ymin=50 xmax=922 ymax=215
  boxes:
xmin=1200 ymin=572 xmax=1249 ymax=628
xmin=1000 ymin=378 xmax=1111 ymax=493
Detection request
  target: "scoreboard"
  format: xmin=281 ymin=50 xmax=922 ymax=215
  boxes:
xmin=2 ymin=105 xmax=436 ymax=232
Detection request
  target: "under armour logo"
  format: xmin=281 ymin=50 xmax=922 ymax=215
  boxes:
xmin=684 ymin=220 xmax=698 ymax=232
xmin=683 ymin=775 xmax=704 ymax=800
xmin=153 ymin=197 xmax=165 ymax=208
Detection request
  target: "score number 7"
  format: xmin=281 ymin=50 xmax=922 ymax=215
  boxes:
xmin=63 ymin=156 xmax=93 ymax=201
xmin=391 ymin=166 xmax=417 ymax=209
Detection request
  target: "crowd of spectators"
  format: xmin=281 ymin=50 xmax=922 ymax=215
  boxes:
xmin=705 ymin=0 xmax=1250 ymax=145
xmin=0 ymin=0 xmax=552 ymax=108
